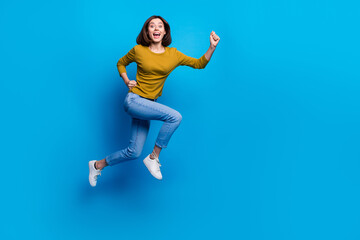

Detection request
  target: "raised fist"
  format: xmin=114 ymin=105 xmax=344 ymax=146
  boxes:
xmin=210 ymin=31 xmax=220 ymax=48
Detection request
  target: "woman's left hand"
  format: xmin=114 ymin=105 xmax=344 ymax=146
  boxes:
xmin=210 ymin=31 xmax=220 ymax=48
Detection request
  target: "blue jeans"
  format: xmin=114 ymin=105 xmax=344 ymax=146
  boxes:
xmin=105 ymin=92 xmax=182 ymax=166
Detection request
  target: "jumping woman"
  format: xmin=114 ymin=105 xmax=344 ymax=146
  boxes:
xmin=89 ymin=15 xmax=220 ymax=186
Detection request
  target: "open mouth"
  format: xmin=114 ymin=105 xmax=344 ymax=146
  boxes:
xmin=153 ymin=33 xmax=161 ymax=39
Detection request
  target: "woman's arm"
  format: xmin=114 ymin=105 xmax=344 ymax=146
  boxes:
xmin=120 ymin=72 xmax=137 ymax=90
xmin=120 ymin=72 xmax=130 ymax=84
xmin=117 ymin=46 xmax=137 ymax=89
xmin=204 ymin=45 xmax=216 ymax=61
xmin=175 ymin=31 xmax=220 ymax=69
xmin=204 ymin=31 xmax=221 ymax=61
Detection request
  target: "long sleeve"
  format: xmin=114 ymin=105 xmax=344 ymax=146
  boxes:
xmin=117 ymin=44 xmax=209 ymax=99
xmin=117 ymin=46 xmax=136 ymax=74
xmin=175 ymin=48 xmax=209 ymax=69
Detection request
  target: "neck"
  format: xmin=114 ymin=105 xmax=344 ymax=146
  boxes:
xmin=149 ymin=42 xmax=164 ymax=51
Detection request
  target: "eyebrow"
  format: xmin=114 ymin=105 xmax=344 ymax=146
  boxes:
xmin=149 ymin=22 xmax=163 ymax=25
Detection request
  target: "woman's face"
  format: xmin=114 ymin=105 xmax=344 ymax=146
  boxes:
xmin=148 ymin=18 xmax=166 ymax=43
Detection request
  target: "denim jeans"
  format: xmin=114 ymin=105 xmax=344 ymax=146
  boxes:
xmin=105 ymin=92 xmax=182 ymax=166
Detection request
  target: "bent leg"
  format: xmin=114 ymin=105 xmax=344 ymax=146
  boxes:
xmin=105 ymin=118 xmax=150 ymax=166
xmin=126 ymin=93 xmax=182 ymax=149
xmin=154 ymin=110 xmax=182 ymax=149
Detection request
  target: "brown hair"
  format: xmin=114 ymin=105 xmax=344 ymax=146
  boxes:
xmin=136 ymin=15 xmax=172 ymax=47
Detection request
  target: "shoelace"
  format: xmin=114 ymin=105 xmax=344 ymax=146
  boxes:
xmin=94 ymin=170 xmax=101 ymax=179
xmin=150 ymin=153 xmax=161 ymax=167
xmin=155 ymin=158 xmax=161 ymax=167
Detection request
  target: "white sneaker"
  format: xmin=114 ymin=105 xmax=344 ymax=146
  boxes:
xmin=143 ymin=154 xmax=162 ymax=180
xmin=89 ymin=160 xmax=102 ymax=187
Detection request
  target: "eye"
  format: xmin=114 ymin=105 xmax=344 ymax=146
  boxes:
xmin=150 ymin=24 xmax=163 ymax=28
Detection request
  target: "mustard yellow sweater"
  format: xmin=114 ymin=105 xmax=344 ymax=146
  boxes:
xmin=117 ymin=44 xmax=209 ymax=99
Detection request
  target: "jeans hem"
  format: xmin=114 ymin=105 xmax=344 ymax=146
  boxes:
xmin=155 ymin=142 xmax=166 ymax=149
xmin=105 ymin=156 xmax=112 ymax=166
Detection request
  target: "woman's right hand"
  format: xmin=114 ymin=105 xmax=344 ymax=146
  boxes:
xmin=127 ymin=80 xmax=137 ymax=90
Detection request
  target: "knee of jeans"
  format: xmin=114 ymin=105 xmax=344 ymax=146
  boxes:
xmin=171 ymin=111 xmax=182 ymax=124
xmin=126 ymin=147 xmax=142 ymax=159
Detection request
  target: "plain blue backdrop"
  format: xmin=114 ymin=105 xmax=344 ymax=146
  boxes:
xmin=1 ymin=0 xmax=359 ymax=239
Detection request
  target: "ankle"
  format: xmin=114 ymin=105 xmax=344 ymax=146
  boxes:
xmin=95 ymin=161 xmax=100 ymax=170
xmin=150 ymin=152 xmax=158 ymax=160
xmin=96 ymin=159 xmax=107 ymax=170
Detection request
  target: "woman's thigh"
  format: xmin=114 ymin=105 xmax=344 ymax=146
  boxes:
xmin=124 ymin=93 xmax=181 ymax=121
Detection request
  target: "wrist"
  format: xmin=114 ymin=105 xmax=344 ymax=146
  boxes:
xmin=210 ymin=45 xmax=216 ymax=50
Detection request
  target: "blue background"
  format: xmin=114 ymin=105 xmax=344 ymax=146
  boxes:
xmin=1 ymin=0 xmax=359 ymax=239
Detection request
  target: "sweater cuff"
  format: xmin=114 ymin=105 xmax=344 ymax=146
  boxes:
xmin=117 ymin=65 xmax=126 ymax=74
xmin=200 ymin=54 xmax=209 ymax=68
xmin=202 ymin=54 xmax=209 ymax=63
